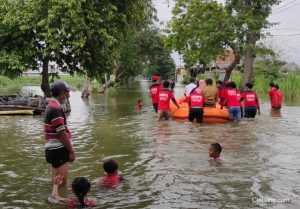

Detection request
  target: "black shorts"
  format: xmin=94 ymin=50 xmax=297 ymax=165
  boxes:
xmin=244 ymin=106 xmax=257 ymax=118
xmin=153 ymin=104 xmax=158 ymax=113
xmin=189 ymin=108 xmax=203 ymax=123
xmin=45 ymin=147 xmax=69 ymax=168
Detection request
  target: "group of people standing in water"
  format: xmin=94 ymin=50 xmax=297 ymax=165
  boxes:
xmin=149 ymin=75 xmax=284 ymax=123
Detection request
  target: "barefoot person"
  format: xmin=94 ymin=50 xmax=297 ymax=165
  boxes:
xmin=44 ymin=81 xmax=75 ymax=202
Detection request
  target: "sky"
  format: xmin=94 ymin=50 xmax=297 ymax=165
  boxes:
xmin=153 ymin=0 xmax=300 ymax=66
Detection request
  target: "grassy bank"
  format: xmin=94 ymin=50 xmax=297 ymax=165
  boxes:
xmin=0 ymin=75 xmax=101 ymax=94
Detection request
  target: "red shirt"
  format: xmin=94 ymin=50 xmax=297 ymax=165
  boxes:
xmin=224 ymin=88 xmax=240 ymax=107
xmin=158 ymin=89 xmax=175 ymax=111
xmin=270 ymin=90 xmax=283 ymax=108
xmin=149 ymin=84 xmax=160 ymax=104
xmin=100 ymin=174 xmax=123 ymax=188
xmin=241 ymin=91 xmax=259 ymax=108
xmin=188 ymin=89 xmax=204 ymax=108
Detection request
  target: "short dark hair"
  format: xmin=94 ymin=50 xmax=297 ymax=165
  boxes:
xmin=211 ymin=143 xmax=222 ymax=154
xmin=205 ymin=78 xmax=213 ymax=85
xmin=246 ymin=82 xmax=253 ymax=89
xmin=103 ymin=159 xmax=118 ymax=174
xmin=217 ymin=80 xmax=223 ymax=85
xmin=274 ymin=84 xmax=280 ymax=89
xmin=269 ymin=82 xmax=275 ymax=87
xmin=190 ymin=77 xmax=195 ymax=83
xmin=163 ymin=80 xmax=170 ymax=88
xmin=50 ymin=81 xmax=70 ymax=97
xmin=227 ymin=81 xmax=236 ymax=89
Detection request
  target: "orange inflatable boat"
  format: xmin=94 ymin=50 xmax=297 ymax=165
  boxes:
xmin=170 ymin=97 xmax=230 ymax=123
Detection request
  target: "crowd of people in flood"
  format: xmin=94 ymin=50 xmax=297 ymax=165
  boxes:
xmin=149 ymin=75 xmax=284 ymax=123
xmin=43 ymin=78 xmax=283 ymax=208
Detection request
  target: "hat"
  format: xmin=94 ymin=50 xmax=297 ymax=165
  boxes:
xmin=51 ymin=80 xmax=70 ymax=97
xmin=152 ymin=75 xmax=160 ymax=81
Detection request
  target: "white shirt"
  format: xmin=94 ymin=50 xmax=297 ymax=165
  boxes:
xmin=185 ymin=83 xmax=197 ymax=96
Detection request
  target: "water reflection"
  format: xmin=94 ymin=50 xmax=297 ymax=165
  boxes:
xmin=0 ymin=81 xmax=300 ymax=208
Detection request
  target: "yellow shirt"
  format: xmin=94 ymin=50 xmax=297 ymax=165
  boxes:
xmin=203 ymin=85 xmax=218 ymax=104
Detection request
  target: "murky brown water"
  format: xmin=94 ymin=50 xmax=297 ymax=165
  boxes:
xmin=1 ymin=81 xmax=300 ymax=209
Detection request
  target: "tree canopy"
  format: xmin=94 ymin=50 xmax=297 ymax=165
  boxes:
xmin=168 ymin=0 xmax=281 ymax=84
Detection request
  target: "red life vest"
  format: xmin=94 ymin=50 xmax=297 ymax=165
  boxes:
xmin=149 ymin=84 xmax=160 ymax=104
xmin=242 ymin=91 xmax=259 ymax=107
xmin=189 ymin=89 xmax=204 ymax=108
xmin=101 ymin=174 xmax=122 ymax=188
xmin=158 ymin=89 xmax=174 ymax=111
xmin=225 ymin=88 xmax=240 ymax=107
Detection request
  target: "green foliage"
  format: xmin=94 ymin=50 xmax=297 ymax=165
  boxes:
xmin=168 ymin=0 xmax=281 ymax=80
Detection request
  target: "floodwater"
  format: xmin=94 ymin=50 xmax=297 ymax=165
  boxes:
xmin=0 ymin=81 xmax=300 ymax=209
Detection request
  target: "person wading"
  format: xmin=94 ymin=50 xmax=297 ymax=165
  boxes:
xmin=44 ymin=81 xmax=75 ymax=202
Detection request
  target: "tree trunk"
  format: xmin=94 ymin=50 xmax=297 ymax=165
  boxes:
xmin=224 ymin=50 xmax=240 ymax=82
xmin=41 ymin=58 xmax=51 ymax=97
xmin=241 ymin=33 xmax=257 ymax=89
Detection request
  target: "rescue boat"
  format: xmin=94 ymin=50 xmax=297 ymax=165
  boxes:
xmin=170 ymin=97 xmax=230 ymax=123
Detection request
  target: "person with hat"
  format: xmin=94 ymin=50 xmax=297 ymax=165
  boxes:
xmin=44 ymin=81 xmax=75 ymax=202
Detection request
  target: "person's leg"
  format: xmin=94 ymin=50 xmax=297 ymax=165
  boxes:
xmin=153 ymin=104 xmax=158 ymax=113
xmin=196 ymin=108 xmax=203 ymax=123
xmin=229 ymin=107 xmax=234 ymax=121
xmin=188 ymin=110 xmax=194 ymax=122
xmin=236 ymin=107 xmax=241 ymax=121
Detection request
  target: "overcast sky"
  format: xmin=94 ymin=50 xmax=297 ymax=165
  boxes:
xmin=153 ymin=0 xmax=300 ymax=66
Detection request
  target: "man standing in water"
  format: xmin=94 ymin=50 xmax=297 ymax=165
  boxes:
xmin=44 ymin=81 xmax=75 ymax=202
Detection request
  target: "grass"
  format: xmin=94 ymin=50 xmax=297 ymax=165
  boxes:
xmin=0 ymin=74 xmax=101 ymax=94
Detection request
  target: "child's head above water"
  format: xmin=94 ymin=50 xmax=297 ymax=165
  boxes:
xmin=72 ymin=177 xmax=91 ymax=208
xmin=103 ymin=159 xmax=119 ymax=175
xmin=209 ymin=143 xmax=222 ymax=159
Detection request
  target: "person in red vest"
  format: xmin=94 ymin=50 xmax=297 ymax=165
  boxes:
xmin=158 ymin=80 xmax=179 ymax=120
xmin=149 ymin=75 xmax=161 ymax=113
xmin=270 ymin=84 xmax=284 ymax=110
xmin=241 ymin=83 xmax=260 ymax=118
xmin=186 ymin=86 xmax=205 ymax=123
xmin=268 ymin=82 xmax=276 ymax=100
xmin=222 ymin=82 xmax=241 ymax=122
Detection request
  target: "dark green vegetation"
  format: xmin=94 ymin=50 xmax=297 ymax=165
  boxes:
xmin=167 ymin=0 xmax=281 ymax=86
xmin=0 ymin=0 xmax=175 ymax=96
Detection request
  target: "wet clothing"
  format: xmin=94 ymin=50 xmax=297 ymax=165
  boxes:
xmin=45 ymin=147 xmax=69 ymax=168
xmin=241 ymin=90 xmax=260 ymax=118
xmin=149 ymin=83 xmax=160 ymax=105
xmin=270 ymin=89 xmax=283 ymax=109
xmin=229 ymin=107 xmax=241 ymax=121
xmin=203 ymin=85 xmax=218 ymax=106
xmin=186 ymin=89 xmax=204 ymax=123
xmin=244 ymin=106 xmax=257 ymax=118
xmin=68 ymin=197 xmax=96 ymax=208
xmin=44 ymin=98 xmax=71 ymax=168
xmin=100 ymin=174 xmax=123 ymax=188
xmin=189 ymin=108 xmax=203 ymax=123
xmin=224 ymin=88 xmax=241 ymax=107
xmin=158 ymin=89 xmax=175 ymax=111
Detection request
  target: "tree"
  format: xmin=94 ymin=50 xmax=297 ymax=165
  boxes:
xmin=0 ymin=0 xmax=154 ymax=96
xmin=168 ymin=0 xmax=281 ymax=86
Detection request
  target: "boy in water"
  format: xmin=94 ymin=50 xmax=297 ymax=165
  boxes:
xmin=209 ymin=143 xmax=222 ymax=161
xmin=135 ymin=99 xmax=143 ymax=112
xmin=149 ymin=75 xmax=161 ymax=113
xmin=158 ymin=80 xmax=180 ymax=121
xmin=270 ymin=84 xmax=284 ymax=110
xmin=241 ymin=83 xmax=260 ymax=118
xmin=98 ymin=159 xmax=123 ymax=188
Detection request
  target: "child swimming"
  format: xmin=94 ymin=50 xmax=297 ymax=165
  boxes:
xmin=135 ymin=99 xmax=143 ymax=112
xmin=49 ymin=176 xmax=96 ymax=208
xmin=209 ymin=143 xmax=222 ymax=161
xmin=98 ymin=159 xmax=123 ymax=188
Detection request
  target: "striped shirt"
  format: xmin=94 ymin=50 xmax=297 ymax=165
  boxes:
xmin=44 ymin=98 xmax=71 ymax=150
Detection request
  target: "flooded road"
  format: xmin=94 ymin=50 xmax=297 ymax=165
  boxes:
xmin=0 ymin=81 xmax=300 ymax=209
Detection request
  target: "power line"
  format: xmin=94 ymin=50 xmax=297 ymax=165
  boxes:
xmin=272 ymin=1 xmax=300 ymax=15
xmin=273 ymin=0 xmax=297 ymax=11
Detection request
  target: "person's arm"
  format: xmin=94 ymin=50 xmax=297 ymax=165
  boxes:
xmin=171 ymin=93 xmax=180 ymax=109
xmin=57 ymin=131 xmax=75 ymax=162
xmin=256 ymin=93 xmax=261 ymax=115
